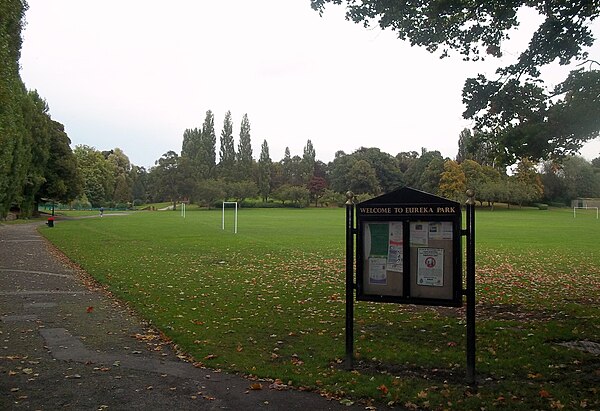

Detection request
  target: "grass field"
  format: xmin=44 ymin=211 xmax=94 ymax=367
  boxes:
xmin=40 ymin=207 xmax=599 ymax=409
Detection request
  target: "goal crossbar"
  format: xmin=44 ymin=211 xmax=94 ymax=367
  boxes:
xmin=222 ymin=202 xmax=238 ymax=233
xmin=573 ymin=206 xmax=599 ymax=219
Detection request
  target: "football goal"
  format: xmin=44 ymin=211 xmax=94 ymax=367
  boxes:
xmin=573 ymin=206 xmax=599 ymax=219
xmin=222 ymin=202 xmax=238 ymax=233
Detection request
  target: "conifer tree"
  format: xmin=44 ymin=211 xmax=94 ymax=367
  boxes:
xmin=236 ymin=113 xmax=253 ymax=180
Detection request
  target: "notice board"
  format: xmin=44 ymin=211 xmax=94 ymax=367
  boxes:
xmin=356 ymin=187 xmax=462 ymax=307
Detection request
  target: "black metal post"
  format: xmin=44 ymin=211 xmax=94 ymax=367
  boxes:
xmin=465 ymin=190 xmax=476 ymax=385
xmin=345 ymin=191 xmax=355 ymax=369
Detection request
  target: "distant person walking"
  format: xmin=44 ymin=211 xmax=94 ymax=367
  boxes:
xmin=100 ymin=207 xmax=104 ymax=217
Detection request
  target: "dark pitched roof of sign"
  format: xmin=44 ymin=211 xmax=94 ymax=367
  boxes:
xmin=357 ymin=186 xmax=459 ymax=206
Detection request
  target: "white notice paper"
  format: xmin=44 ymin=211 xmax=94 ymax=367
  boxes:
xmin=417 ymin=248 xmax=444 ymax=287
xmin=368 ymin=257 xmax=387 ymax=285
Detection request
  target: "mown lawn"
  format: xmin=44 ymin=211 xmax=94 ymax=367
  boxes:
xmin=40 ymin=207 xmax=600 ymax=409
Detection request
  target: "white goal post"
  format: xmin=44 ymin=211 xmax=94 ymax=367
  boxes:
xmin=222 ymin=202 xmax=238 ymax=233
xmin=573 ymin=206 xmax=599 ymax=219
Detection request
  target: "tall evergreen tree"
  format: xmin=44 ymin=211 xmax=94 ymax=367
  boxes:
xmin=281 ymin=147 xmax=292 ymax=185
xmin=200 ymin=110 xmax=216 ymax=178
xmin=20 ymin=90 xmax=51 ymax=216
xmin=236 ymin=113 xmax=253 ymax=180
xmin=39 ymin=120 xmax=82 ymax=206
xmin=258 ymin=140 xmax=272 ymax=202
xmin=181 ymin=127 xmax=202 ymax=178
xmin=302 ymin=139 xmax=316 ymax=183
xmin=218 ymin=110 xmax=235 ymax=179
xmin=0 ymin=0 xmax=28 ymax=217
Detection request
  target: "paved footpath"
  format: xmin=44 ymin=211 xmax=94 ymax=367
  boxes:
xmin=0 ymin=222 xmax=368 ymax=410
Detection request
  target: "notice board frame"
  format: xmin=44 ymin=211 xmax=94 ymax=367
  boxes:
xmin=355 ymin=187 xmax=462 ymax=307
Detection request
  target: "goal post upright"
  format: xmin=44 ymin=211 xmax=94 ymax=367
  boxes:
xmin=222 ymin=201 xmax=238 ymax=233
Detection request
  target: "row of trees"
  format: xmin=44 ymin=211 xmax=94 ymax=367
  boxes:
xmin=119 ymin=105 xmax=600 ymax=209
xmin=3 ymin=1 xmax=600 ymax=217
xmin=0 ymin=1 xmax=80 ymax=218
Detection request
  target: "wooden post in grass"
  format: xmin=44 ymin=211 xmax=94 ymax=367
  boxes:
xmin=345 ymin=191 xmax=355 ymax=369
xmin=465 ymin=190 xmax=476 ymax=385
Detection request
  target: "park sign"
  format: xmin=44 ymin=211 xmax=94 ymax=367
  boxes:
xmin=355 ymin=187 xmax=462 ymax=307
xmin=344 ymin=187 xmax=477 ymax=383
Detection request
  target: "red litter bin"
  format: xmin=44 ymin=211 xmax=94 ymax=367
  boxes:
xmin=47 ymin=217 xmax=54 ymax=227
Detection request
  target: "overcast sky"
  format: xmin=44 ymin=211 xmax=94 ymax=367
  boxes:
xmin=20 ymin=0 xmax=600 ymax=169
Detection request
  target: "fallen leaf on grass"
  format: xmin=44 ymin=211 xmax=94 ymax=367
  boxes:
xmin=86 ymin=306 xmax=94 ymax=313
xmin=204 ymin=354 xmax=218 ymax=360
xmin=378 ymin=384 xmax=388 ymax=395
xmin=540 ymin=389 xmax=551 ymax=398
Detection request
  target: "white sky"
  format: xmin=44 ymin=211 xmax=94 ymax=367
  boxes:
xmin=20 ymin=0 xmax=600 ymax=169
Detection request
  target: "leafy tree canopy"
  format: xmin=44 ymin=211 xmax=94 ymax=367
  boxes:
xmin=312 ymin=0 xmax=600 ymax=164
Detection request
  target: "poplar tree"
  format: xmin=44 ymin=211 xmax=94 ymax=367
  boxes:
xmin=200 ymin=110 xmax=216 ymax=178
xmin=302 ymin=139 xmax=316 ymax=183
xmin=258 ymin=140 xmax=272 ymax=202
xmin=236 ymin=113 xmax=253 ymax=180
xmin=218 ymin=110 xmax=235 ymax=180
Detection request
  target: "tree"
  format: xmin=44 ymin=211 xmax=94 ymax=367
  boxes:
xmin=512 ymin=157 xmax=544 ymax=205
xmin=148 ymin=151 xmax=193 ymax=209
xmin=456 ymin=128 xmax=500 ymax=167
xmin=272 ymin=184 xmax=310 ymax=206
xmin=218 ymin=110 xmax=236 ymax=180
xmin=38 ymin=120 xmax=82 ymax=207
xmin=195 ymin=179 xmax=226 ymax=208
xmin=258 ymin=140 xmax=272 ymax=202
xmin=200 ymin=110 xmax=217 ymax=178
xmin=73 ymin=145 xmax=114 ymax=207
xmin=560 ymin=155 xmax=600 ymax=199
xmin=236 ymin=114 xmax=254 ymax=179
xmin=312 ymin=1 xmax=600 ymax=164
xmin=404 ymin=149 xmax=444 ymax=191
xmin=19 ymin=90 xmax=51 ymax=216
xmin=301 ymin=139 xmax=316 ymax=183
xmin=0 ymin=0 xmax=28 ymax=218
xmin=348 ymin=159 xmax=380 ymax=195
xmin=354 ymin=147 xmax=403 ymax=193
xmin=181 ymin=127 xmax=202 ymax=175
xmin=439 ymin=160 xmax=466 ymax=201
xmin=130 ymin=165 xmax=149 ymax=205
xmin=107 ymin=148 xmax=133 ymax=205
xmin=396 ymin=151 xmax=419 ymax=173
xmin=226 ymin=180 xmax=258 ymax=203
xmin=329 ymin=152 xmax=356 ymax=193
xmin=307 ymin=175 xmax=328 ymax=206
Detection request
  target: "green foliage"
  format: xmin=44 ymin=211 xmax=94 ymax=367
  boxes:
xmin=218 ymin=110 xmax=236 ymax=180
xmin=0 ymin=0 xmax=28 ymax=217
xmin=438 ymin=160 xmax=465 ymax=201
xmin=236 ymin=113 xmax=253 ymax=179
xmin=195 ymin=179 xmax=226 ymax=208
xmin=272 ymin=184 xmax=310 ymax=206
xmin=258 ymin=140 xmax=272 ymax=202
xmin=73 ymin=145 xmax=115 ymax=207
xmin=312 ymin=0 xmax=600 ymax=164
xmin=348 ymin=159 xmax=380 ymax=195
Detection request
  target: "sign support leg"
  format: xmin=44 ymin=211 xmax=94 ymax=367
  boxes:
xmin=345 ymin=192 xmax=355 ymax=369
xmin=465 ymin=190 xmax=476 ymax=385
